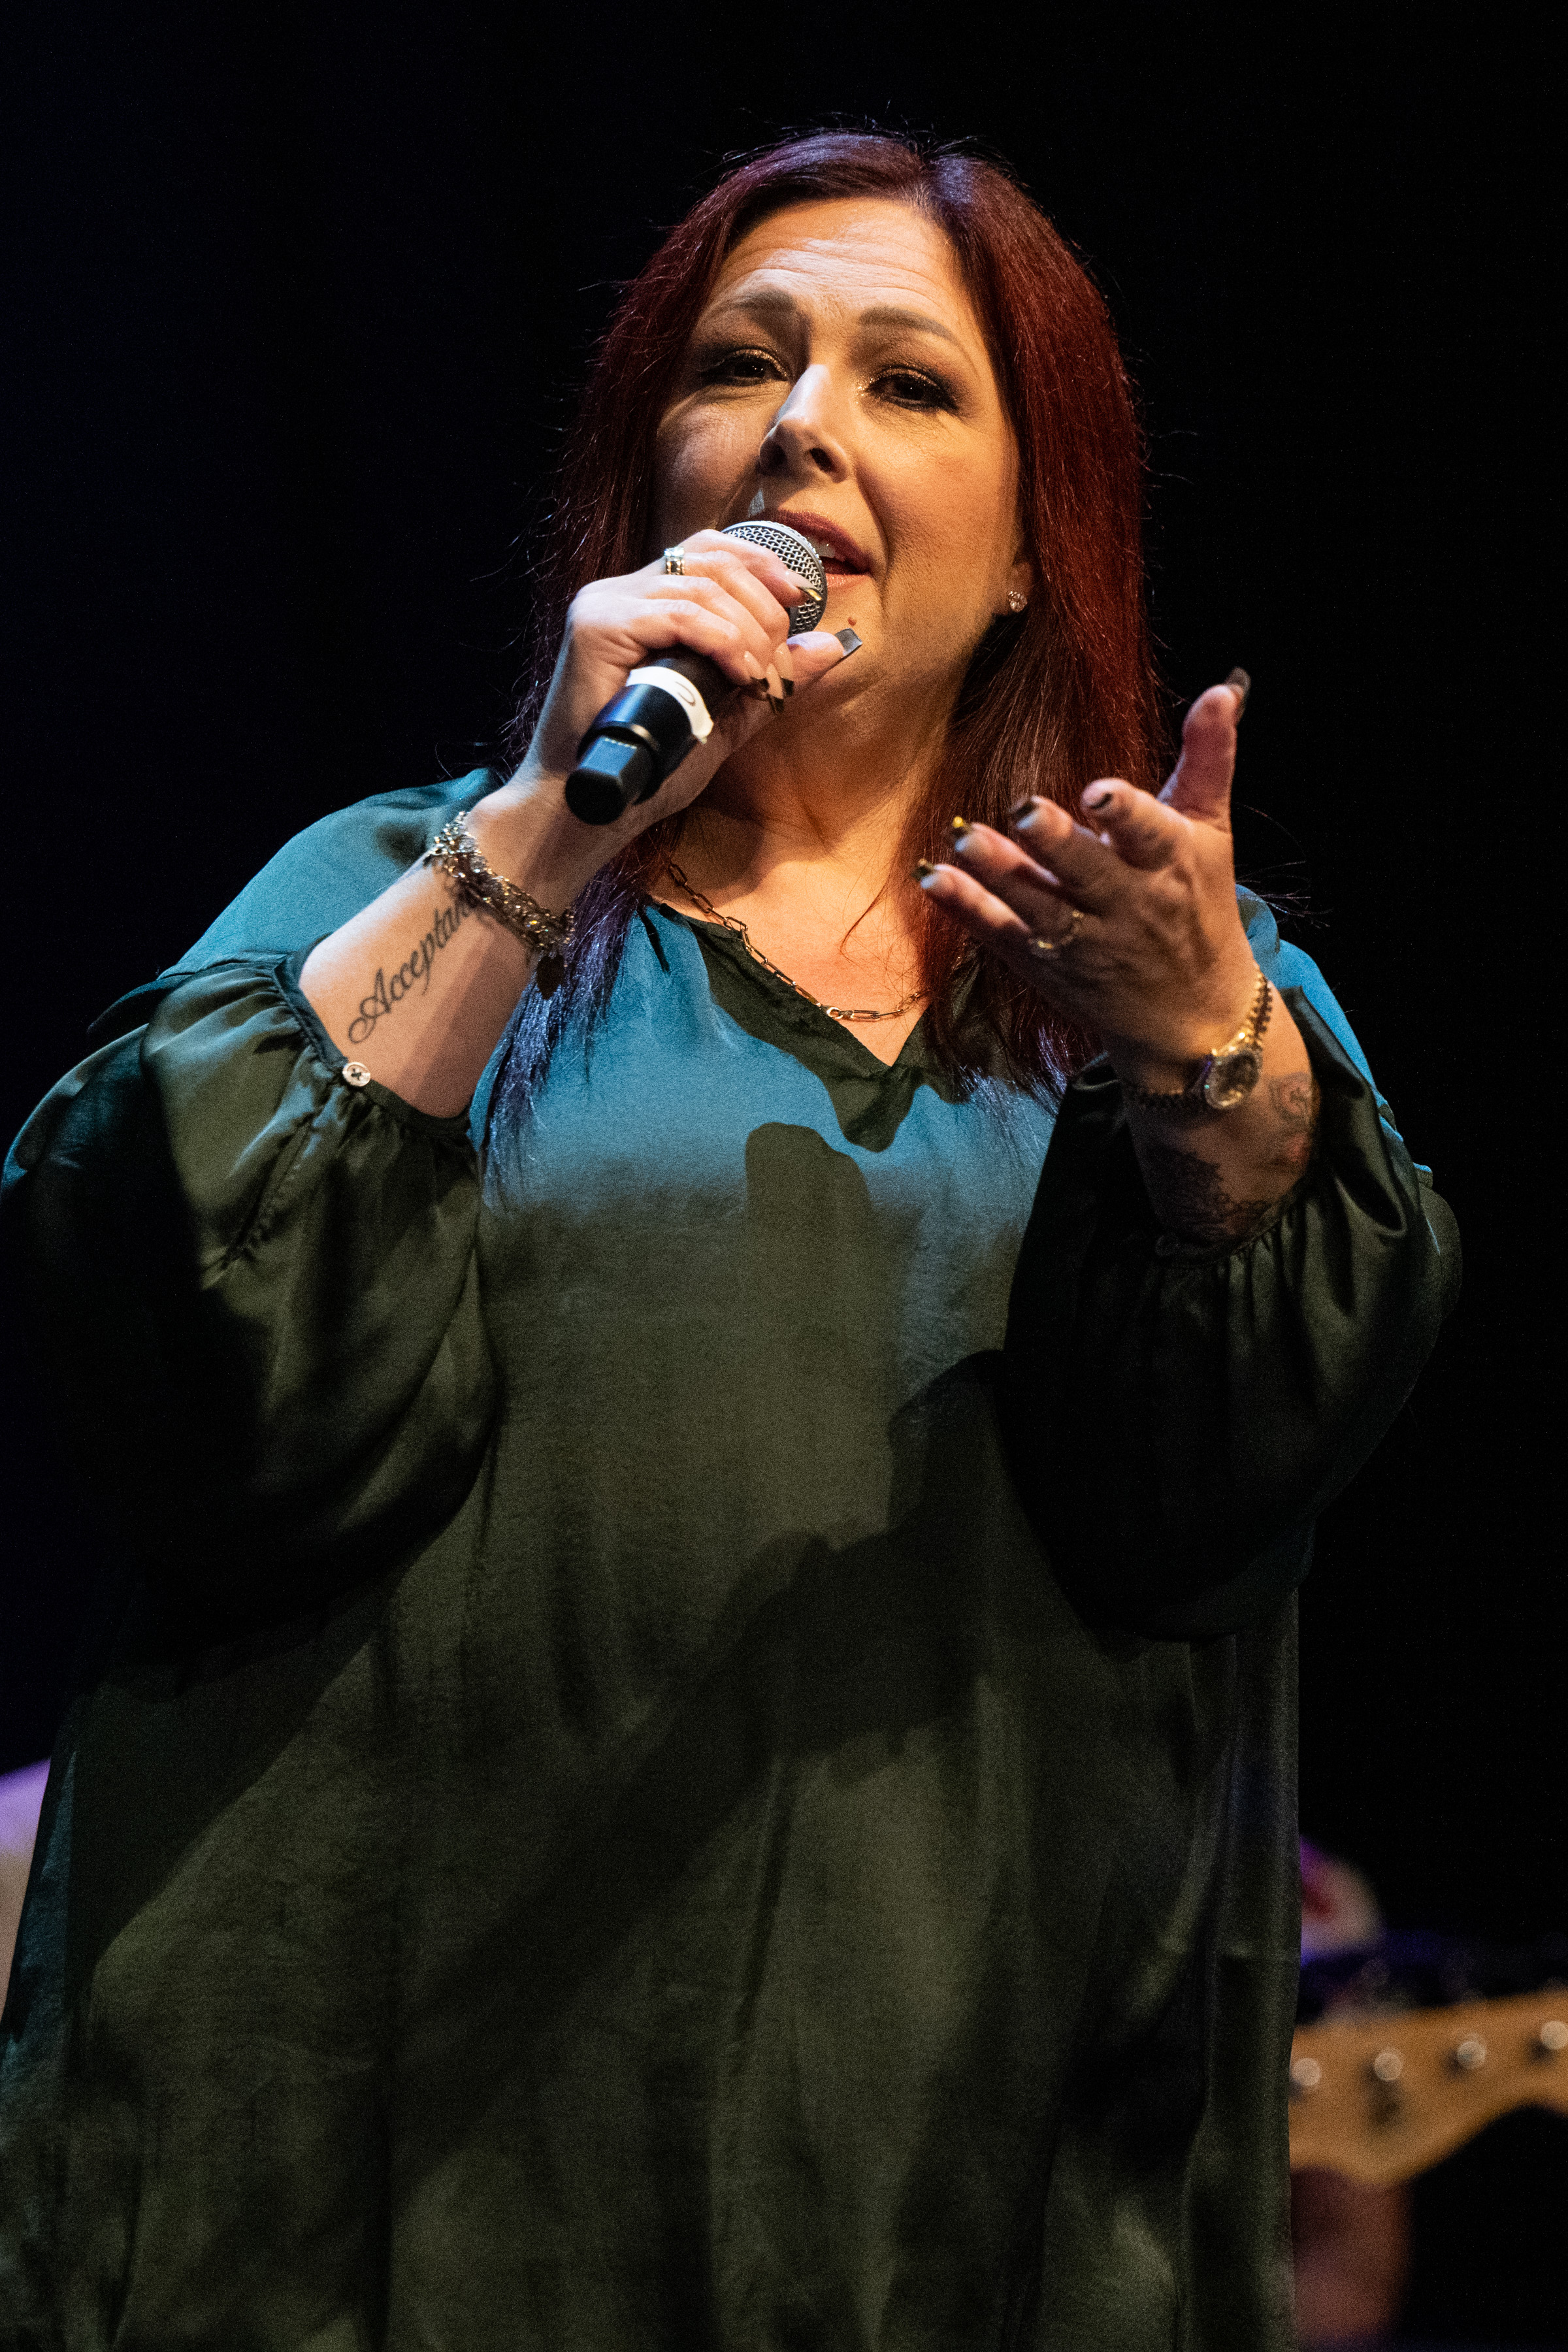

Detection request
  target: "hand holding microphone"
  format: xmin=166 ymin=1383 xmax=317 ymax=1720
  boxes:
xmin=515 ymin=525 xmax=855 ymax=831
xmin=564 ymin=521 xmax=837 ymax=823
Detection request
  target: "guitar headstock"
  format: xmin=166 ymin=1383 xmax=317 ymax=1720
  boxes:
xmin=1289 ymin=1988 xmax=1568 ymax=2186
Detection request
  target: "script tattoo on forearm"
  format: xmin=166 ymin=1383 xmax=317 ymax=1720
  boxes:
xmin=1135 ymin=1070 xmax=1321 ymax=1245
xmin=347 ymin=893 xmax=474 ymax=1044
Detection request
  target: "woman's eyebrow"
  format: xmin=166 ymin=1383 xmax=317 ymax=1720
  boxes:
xmin=855 ymin=304 xmax=962 ymax=346
xmin=701 ymin=287 xmax=800 ymax=328
xmin=700 ymin=291 xmax=964 ymax=348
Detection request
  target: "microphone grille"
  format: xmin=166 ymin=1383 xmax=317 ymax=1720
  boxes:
xmin=721 ymin=521 xmax=828 ymax=634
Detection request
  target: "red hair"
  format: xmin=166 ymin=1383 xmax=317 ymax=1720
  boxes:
xmin=498 ymin=131 xmax=1164 ymax=1103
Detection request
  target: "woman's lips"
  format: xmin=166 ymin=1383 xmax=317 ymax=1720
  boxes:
xmin=771 ymin=509 xmax=871 ymax=578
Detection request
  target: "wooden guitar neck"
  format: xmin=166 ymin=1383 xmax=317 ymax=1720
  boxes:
xmin=1289 ymin=1987 xmax=1568 ymax=2186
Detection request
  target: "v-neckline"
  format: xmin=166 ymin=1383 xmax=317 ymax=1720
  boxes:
xmin=648 ymin=900 xmax=934 ymax=1079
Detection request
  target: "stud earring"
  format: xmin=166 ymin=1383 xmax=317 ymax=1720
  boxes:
xmin=1007 ymin=589 xmax=1028 ymax=613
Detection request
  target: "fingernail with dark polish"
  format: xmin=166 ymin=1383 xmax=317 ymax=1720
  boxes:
xmin=1082 ymin=783 xmax=1115 ymax=811
xmin=1009 ymin=795 xmax=1041 ymax=823
xmin=1225 ymin=666 xmax=1250 ymax=714
xmin=912 ymin=860 xmax=938 ymax=881
xmin=951 ymin=815 xmax=972 ymax=837
xmin=834 ymin=627 xmax=864 ymax=655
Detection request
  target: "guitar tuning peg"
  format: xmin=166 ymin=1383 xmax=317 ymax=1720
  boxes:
xmin=1537 ymin=2018 xmax=1568 ymax=2055
xmin=1451 ymin=2036 xmax=1487 ymax=2072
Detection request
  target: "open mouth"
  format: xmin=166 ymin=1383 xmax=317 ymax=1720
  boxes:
xmin=772 ymin=509 xmax=872 ymax=581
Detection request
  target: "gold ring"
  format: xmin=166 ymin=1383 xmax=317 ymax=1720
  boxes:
xmin=662 ymin=546 xmax=686 ymax=575
xmin=1026 ymin=907 xmax=1086 ymax=957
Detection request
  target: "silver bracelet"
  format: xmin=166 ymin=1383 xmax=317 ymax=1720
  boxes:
xmin=425 ymin=811 xmax=576 ymax=959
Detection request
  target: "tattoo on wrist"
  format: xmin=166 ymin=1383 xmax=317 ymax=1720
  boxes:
xmin=1269 ymin=1072 xmax=1318 ymax=1130
xmin=1137 ymin=1070 xmax=1320 ymax=1245
xmin=1139 ymin=1137 xmax=1278 ymax=1246
xmin=346 ymin=893 xmax=473 ymax=1044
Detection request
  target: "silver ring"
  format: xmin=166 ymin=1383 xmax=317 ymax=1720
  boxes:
xmin=662 ymin=546 xmax=686 ymax=576
xmin=1026 ymin=907 xmax=1086 ymax=958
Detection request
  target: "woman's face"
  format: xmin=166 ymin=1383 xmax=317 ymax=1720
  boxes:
xmin=654 ymin=198 xmax=1031 ymax=708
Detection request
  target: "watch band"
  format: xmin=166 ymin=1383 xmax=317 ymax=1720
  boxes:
xmin=1122 ymin=971 xmax=1273 ymax=1116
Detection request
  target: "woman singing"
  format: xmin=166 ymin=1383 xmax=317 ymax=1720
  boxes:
xmin=0 ymin=133 xmax=1456 ymax=2347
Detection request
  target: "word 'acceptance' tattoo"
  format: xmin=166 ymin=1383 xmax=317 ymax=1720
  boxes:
xmin=1138 ymin=1073 xmax=1321 ymax=1245
xmin=347 ymin=894 xmax=474 ymax=1044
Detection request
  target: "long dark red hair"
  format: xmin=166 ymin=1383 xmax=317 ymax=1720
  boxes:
xmin=496 ymin=131 xmax=1164 ymax=1111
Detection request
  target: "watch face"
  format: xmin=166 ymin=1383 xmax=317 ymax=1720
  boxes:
xmin=1200 ymin=1045 xmax=1262 ymax=1112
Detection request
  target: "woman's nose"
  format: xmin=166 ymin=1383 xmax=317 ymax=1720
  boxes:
xmin=757 ymin=365 xmax=849 ymax=481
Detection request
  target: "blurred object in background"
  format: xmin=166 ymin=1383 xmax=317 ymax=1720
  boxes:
xmin=1302 ymin=1834 xmax=1384 ymax=1959
xmin=1292 ymin=1839 xmax=1568 ymax=2349
xmin=1295 ymin=1837 xmax=1412 ymax=2344
xmin=1294 ymin=2160 xmax=1412 ymax=2346
xmin=0 ymin=1761 xmax=48 ymax=1994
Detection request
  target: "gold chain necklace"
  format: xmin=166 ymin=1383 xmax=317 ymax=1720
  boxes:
xmin=661 ymin=860 xmax=925 ymax=1024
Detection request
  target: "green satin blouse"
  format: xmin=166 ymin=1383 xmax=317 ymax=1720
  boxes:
xmin=0 ymin=774 xmax=1458 ymax=2349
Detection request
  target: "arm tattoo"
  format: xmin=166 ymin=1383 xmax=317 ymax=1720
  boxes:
xmin=1138 ymin=1136 xmax=1279 ymax=1246
xmin=1135 ymin=1070 xmax=1321 ymax=1244
xmin=347 ymin=892 xmax=474 ymax=1045
xmin=1269 ymin=1071 xmax=1318 ymax=1140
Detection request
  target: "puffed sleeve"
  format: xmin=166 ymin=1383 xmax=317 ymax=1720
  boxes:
xmin=998 ymin=975 xmax=1460 ymax=1642
xmin=1 ymin=952 xmax=493 ymax=1624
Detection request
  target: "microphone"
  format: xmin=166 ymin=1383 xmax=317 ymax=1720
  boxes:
xmin=564 ymin=521 xmax=829 ymax=826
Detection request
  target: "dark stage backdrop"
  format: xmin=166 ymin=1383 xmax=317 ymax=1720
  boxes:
xmin=5 ymin=6 xmax=1560 ymax=2339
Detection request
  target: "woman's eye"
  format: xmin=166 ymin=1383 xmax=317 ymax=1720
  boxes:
xmin=873 ymin=367 xmax=957 ymax=412
xmin=696 ymin=347 xmax=785 ymax=387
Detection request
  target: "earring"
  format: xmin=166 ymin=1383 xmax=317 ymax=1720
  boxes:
xmin=1007 ymin=589 xmax=1028 ymax=614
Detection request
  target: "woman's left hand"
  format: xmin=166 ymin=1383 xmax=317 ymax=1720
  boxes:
xmin=920 ymin=679 xmax=1260 ymax=1086
xmin=921 ymin=677 xmax=1321 ymax=1243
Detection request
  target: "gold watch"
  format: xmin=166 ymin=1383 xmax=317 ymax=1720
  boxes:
xmin=1122 ymin=972 xmax=1273 ymax=1115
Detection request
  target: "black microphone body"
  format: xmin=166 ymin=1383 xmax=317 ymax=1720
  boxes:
xmin=564 ymin=522 xmax=828 ymax=826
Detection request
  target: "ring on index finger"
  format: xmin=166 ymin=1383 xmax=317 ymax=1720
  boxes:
xmin=1025 ymin=907 xmax=1086 ymax=959
xmin=662 ymin=547 xmax=686 ymax=575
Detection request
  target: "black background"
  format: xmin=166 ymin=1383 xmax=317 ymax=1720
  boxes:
xmin=3 ymin=4 xmax=1560 ymax=2339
